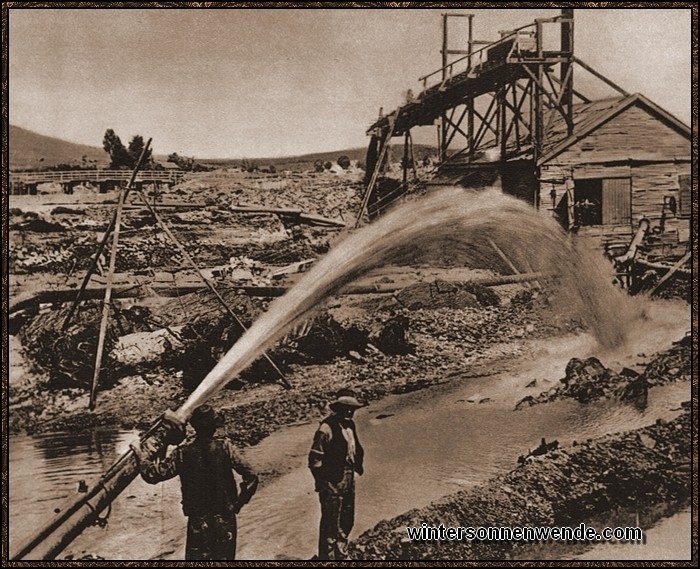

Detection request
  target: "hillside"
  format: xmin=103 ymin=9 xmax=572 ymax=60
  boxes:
xmin=9 ymin=125 xmax=110 ymax=170
xmin=9 ymin=124 xmax=438 ymax=172
xmin=200 ymin=144 xmax=438 ymax=172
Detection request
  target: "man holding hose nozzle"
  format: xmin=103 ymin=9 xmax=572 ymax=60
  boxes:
xmin=131 ymin=405 xmax=258 ymax=560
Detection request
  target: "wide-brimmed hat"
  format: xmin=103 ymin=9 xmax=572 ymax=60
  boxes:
xmin=332 ymin=395 xmax=364 ymax=408
xmin=330 ymin=388 xmax=365 ymax=409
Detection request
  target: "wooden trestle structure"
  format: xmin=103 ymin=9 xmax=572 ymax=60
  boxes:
xmin=356 ymin=9 xmax=636 ymax=224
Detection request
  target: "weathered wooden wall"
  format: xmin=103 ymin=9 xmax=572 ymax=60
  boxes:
xmin=539 ymin=102 xmax=690 ymax=253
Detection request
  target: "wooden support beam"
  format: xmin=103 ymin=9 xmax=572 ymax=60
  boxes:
xmin=472 ymin=96 xmax=499 ymax=139
xmin=544 ymin=64 xmax=574 ymax=135
xmin=445 ymin=104 xmax=470 ymax=150
xmin=573 ymin=57 xmax=629 ymax=97
xmin=355 ymin=115 xmax=396 ymax=228
xmin=402 ymin=130 xmax=410 ymax=187
xmin=534 ymin=20 xmax=544 ymax=162
xmin=472 ymin=94 xmax=499 ymax=151
xmin=499 ymin=86 xmax=507 ymax=159
xmin=549 ymin=73 xmax=590 ymax=103
xmin=647 ymin=251 xmax=691 ymax=297
xmin=511 ymin=83 xmax=522 ymax=151
xmin=522 ymin=64 xmax=569 ymax=156
xmin=503 ymin=81 xmax=531 ymax=151
xmin=467 ymin=98 xmax=475 ymax=157
xmin=443 ymin=112 xmax=471 ymax=149
xmin=407 ymin=130 xmax=418 ymax=180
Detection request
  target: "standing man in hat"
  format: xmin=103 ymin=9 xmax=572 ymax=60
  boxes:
xmin=131 ymin=405 xmax=258 ymax=560
xmin=308 ymin=389 xmax=365 ymax=560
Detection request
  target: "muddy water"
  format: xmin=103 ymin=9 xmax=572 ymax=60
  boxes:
xmin=9 ymin=301 xmax=690 ymax=560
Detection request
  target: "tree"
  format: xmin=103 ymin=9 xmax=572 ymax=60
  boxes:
xmin=337 ymin=155 xmax=351 ymax=169
xmin=103 ymin=129 xmax=130 ymax=169
xmin=127 ymin=135 xmax=152 ymax=166
xmin=103 ymin=130 xmax=152 ymax=169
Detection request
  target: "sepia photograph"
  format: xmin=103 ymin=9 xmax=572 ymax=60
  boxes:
xmin=4 ymin=4 xmax=696 ymax=563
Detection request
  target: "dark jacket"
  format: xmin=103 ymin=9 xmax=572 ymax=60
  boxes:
xmin=139 ymin=436 xmax=258 ymax=517
xmin=310 ymin=415 xmax=364 ymax=485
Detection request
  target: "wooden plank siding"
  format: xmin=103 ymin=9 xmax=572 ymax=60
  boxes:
xmin=602 ymin=178 xmax=631 ymax=225
xmin=548 ymin=106 xmax=690 ymax=164
xmin=536 ymin=102 xmax=690 ymax=253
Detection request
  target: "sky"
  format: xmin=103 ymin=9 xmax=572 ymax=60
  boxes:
xmin=8 ymin=7 xmax=693 ymax=159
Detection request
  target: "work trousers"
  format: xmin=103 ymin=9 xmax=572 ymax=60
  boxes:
xmin=317 ymin=468 xmax=355 ymax=560
xmin=185 ymin=509 xmax=237 ymax=560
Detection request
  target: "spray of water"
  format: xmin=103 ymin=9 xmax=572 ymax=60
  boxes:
xmin=177 ymin=187 xmax=636 ymax=419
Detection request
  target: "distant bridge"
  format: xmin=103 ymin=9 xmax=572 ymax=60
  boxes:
xmin=9 ymin=169 xmax=185 ymax=194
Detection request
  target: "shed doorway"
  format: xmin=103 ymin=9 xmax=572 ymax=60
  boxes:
xmin=574 ymin=177 xmax=631 ymax=226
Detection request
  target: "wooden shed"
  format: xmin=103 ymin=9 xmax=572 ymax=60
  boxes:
xmin=534 ymin=93 xmax=691 ymax=254
xmin=420 ymin=93 xmax=690 ymax=256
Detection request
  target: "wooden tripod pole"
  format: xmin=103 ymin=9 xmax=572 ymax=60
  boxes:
xmin=89 ymin=188 xmax=126 ymax=411
xmin=87 ymin=140 xmax=152 ymax=409
xmin=133 ymin=189 xmax=292 ymax=390
xmin=62 ymin=140 xmax=153 ymax=331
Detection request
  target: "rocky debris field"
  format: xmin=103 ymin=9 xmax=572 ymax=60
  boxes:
xmin=8 ymin=272 xmax=583 ymax=440
xmin=8 ymin=167 xmax=693 ymax=561
xmin=349 ymin=408 xmax=691 ymax=560
xmin=9 ymin=170 xmax=361 ymax=276
xmin=515 ymin=335 xmax=692 ymax=409
xmin=178 ymin=169 xmax=365 ymax=223
xmin=9 ymin=168 xmax=692 ymax=446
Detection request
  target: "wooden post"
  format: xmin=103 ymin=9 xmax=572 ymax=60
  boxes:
xmin=402 ymin=130 xmax=410 ymax=188
xmin=408 ymin=130 xmax=418 ymax=180
xmin=440 ymin=13 xmax=449 ymax=163
xmin=573 ymin=56 xmax=629 ymax=97
xmin=561 ymin=8 xmax=574 ymax=136
xmin=355 ymin=116 xmax=396 ymax=228
xmin=534 ymin=19 xmax=544 ymax=164
xmin=89 ymin=188 xmax=126 ymax=410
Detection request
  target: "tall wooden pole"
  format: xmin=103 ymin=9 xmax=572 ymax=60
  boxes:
xmin=86 ymin=140 xmax=152 ymax=409
xmin=402 ymin=131 xmax=410 ymax=188
xmin=62 ymin=141 xmax=152 ymax=331
xmin=561 ymin=8 xmax=574 ymax=136
xmin=440 ymin=13 xmax=449 ymax=163
xmin=89 ymin=188 xmax=126 ymax=411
